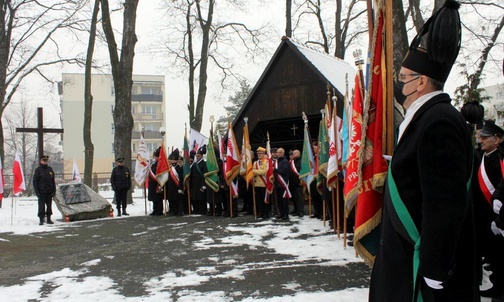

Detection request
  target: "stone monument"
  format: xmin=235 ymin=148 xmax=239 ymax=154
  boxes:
xmin=53 ymin=181 xmax=112 ymax=221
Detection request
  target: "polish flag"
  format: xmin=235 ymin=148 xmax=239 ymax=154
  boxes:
xmin=12 ymin=151 xmax=26 ymax=195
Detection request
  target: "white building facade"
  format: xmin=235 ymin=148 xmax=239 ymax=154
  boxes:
xmin=60 ymin=73 xmax=165 ymax=180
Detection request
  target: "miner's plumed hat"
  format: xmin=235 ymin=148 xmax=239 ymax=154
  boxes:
xmin=40 ymin=155 xmax=49 ymax=160
xmin=153 ymin=147 xmax=161 ymax=157
xmin=257 ymin=147 xmax=266 ymax=153
xmin=460 ymin=101 xmax=484 ymax=125
xmin=479 ymin=120 xmax=504 ymax=137
xmin=401 ymin=0 xmax=461 ymax=83
xmin=197 ymin=145 xmax=207 ymax=155
xmin=169 ymin=149 xmax=180 ymax=160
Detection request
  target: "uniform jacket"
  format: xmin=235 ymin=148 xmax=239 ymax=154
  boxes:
xmin=167 ymin=164 xmax=183 ymax=201
xmin=33 ymin=164 xmax=56 ymax=195
xmin=110 ymin=165 xmax=131 ymax=191
xmin=253 ymin=158 xmax=268 ymax=188
xmin=273 ymin=156 xmax=289 ymax=189
xmin=369 ymin=93 xmax=479 ymax=301
xmin=190 ymin=158 xmax=207 ymax=200
xmin=148 ymin=161 xmax=163 ymax=201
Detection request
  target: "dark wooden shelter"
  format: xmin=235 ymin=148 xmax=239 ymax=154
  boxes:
xmin=232 ymin=37 xmax=356 ymax=152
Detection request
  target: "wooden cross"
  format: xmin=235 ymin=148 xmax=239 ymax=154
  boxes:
xmin=291 ymin=124 xmax=298 ymax=136
xmin=16 ymin=107 xmax=64 ymax=158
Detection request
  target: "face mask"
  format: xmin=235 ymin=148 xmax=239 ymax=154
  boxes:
xmin=397 ymin=76 xmax=420 ymax=98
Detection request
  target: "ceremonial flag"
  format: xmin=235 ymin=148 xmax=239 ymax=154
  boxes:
xmin=341 ymin=78 xmax=352 ymax=167
xmin=217 ymin=131 xmax=225 ymax=161
xmin=12 ymin=151 xmax=26 ymax=195
xmin=327 ymin=102 xmax=341 ymax=188
xmin=134 ymin=133 xmax=150 ymax=186
xmin=205 ymin=131 xmax=220 ymax=192
xmin=0 ymin=156 xmax=4 ymax=200
xmin=189 ymin=128 xmax=208 ymax=152
xmin=225 ymin=122 xmax=240 ymax=184
xmin=72 ymin=159 xmax=82 ymax=182
xmin=183 ymin=129 xmax=191 ymax=189
xmin=155 ymin=144 xmax=170 ymax=186
xmin=265 ymin=134 xmax=274 ymax=196
xmin=299 ymin=121 xmax=315 ymax=193
xmin=317 ymin=106 xmax=330 ymax=194
xmin=241 ymin=122 xmax=254 ymax=188
xmin=343 ymin=72 xmax=364 ymax=214
xmin=354 ymin=9 xmax=388 ymax=266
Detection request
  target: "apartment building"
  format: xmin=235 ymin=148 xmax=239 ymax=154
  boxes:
xmin=60 ymin=73 xmax=165 ymax=179
xmin=481 ymin=83 xmax=504 ymax=125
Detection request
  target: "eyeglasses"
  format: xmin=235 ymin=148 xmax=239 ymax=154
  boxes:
xmin=399 ymin=73 xmax=421 ymax=80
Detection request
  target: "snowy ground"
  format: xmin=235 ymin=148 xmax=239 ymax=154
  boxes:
xmin=0 ymin=193 xmax=492 ymax=302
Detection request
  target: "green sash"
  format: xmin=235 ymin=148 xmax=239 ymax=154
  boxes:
xmin=387 ymin=162 xmax=472 ymax=302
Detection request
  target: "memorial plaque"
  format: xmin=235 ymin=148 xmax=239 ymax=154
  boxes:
xmin=60 ymin=183 xmax=91 ymax=205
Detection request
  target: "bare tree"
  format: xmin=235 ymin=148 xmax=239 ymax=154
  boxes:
xmin=99 ymin=0 xmax=138 ymax=185
xmin=159 ymin=0 xmax=264 ymax=132
xmin=3 ymin=100 xmax=60 ymax=195
xmin=82 ymin=0 xmax=100 ymax=188
xmin=0 ymin=1 xmax=87 ymax=164
xmin=291 ymin=0 xmax=367 ymax=59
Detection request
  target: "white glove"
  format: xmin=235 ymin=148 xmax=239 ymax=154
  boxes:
xmin=178 ymin=189 xmax=184 ymax=194
xmin=202 ymin=186 xmax=206 ymax=190
xmin=493 ymin=199 xmax=502 ymax=215
xmin=424 ymin=277 xmax=443 ymax=289
xmin=491 ymin=221 xmax=501 ymax=235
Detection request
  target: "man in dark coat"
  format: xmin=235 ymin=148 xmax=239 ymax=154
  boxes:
xmin=289 ymin=150 xmax=304 ymax=217
xmin=473 ymin=121 xmax=504 ymax=298
xmin=190 ymin=145 xmax=207 ymax=214
xmin=369 ymin=2 xmax=479 ymax=301
xmin=110 ymin=157 xmax=131 ymax=217
xmin=274 ymin=147 xmax=290 ymax=220
xmin=167 ymin=149 xmax=184 ymax=216
xmin=33 ymin=155 xmax=56 ymax=225
xmin=148 ymin=148 xmax=164 ymax=216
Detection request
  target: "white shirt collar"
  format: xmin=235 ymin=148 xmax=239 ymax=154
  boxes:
xmin=397 ymin=91 xmax=443 ymax=143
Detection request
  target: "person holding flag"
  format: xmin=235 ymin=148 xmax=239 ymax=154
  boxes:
xmin=190 ymin=145 xmax=208 ymax=215
xmin=273 ymin=147 xmax=290 ymax=221
xmin=167 ymin=149 xmax=184 ymax=216
xmin=148 ymin=147 xmax=164 ymax=216
xmin=253 ymin=146 xmax=269 ymax=219
xmin=33 ymin=155 xmax=56 ymax=225
xmin=369 ymin=2 xmax=478 ymax=301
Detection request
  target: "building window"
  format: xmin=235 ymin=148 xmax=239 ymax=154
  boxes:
xmin=142 ymin=105 xmax=157 ymax=115
xmin=147 ymin=143 xmax=158 ymax=153
xmin=132 ymin=106 xmax=136 ymax=114
xmin=111 ymin=123 xmax=115 ymax=134
xmin=132 ymin=143 xmax=136 ymax=152
xmin=112 ymin=143 xmax=115 ymax=153
xmin=111 ymin=86 xmax=115 ymax=95
xmin=144 ymin=124 xmax=156 ymax=132
xmin=141 ymin=86 xmax=161 ymax=95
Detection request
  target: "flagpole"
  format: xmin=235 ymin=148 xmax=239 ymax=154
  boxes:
xmin=229 ymin=186 xmax=233 ymax=218
xmin=332 ymin=95 xmax=340 ymax=238
xmin=187 ymin=182 xmax=191 ymax=216
xmin=385 ymin=0 xmax=395 ymax=155
xmin=10 ymin=196 xmax=14 ymax=226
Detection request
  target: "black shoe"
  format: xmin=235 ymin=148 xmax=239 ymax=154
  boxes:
xmin=290 ymin=210 xmax=297 ymax=215
xmin=117 ymin=210 xmax=121 ymax=217
xmin=47 ymin=219 xmax=54 ymax=225
xmin=481 ymin=287 xmax=504 ymax=298
xmin=39 ymin=220 xmax=44 ymax=226
xmin=122 ymin=212 xmax=129 ymax=216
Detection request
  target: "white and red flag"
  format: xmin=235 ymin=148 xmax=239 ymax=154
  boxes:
xmin=12 ymin=151 xmax=26 ymax=195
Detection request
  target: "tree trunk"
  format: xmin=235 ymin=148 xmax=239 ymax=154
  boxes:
xmin=392 ymin=0 xmax=409 ymax=77
xmin=285 ymin=0 xmax=292 ymax=38
xmin=186 ymin=2 xmax=196 ymax=130
xmin=83 ymin=0 xmax=99 ymax=188
xmin=193 ymin=0 xmax=215 ymax=132
xmin=100 ymin=0 xmax=138 ymax=202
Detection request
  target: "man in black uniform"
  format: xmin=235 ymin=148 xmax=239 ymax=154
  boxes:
xmin=167 ymin=149 xmax=184 ymax=216
xmin=110 ymin=157 xmax=131 ymax=217
xmin=33 ymin=155 xmax=56 ymax=225
xmin=190 ymin=145 xmax=207 ymax=214
xmin=149 ymin=148 xmax=164 ymax=216
xmin=274 ymin=147 xmax=290 ymax=220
